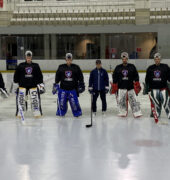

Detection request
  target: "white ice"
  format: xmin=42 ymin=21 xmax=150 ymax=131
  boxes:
xmin=0 ymin=73 xmax=170 ymax=180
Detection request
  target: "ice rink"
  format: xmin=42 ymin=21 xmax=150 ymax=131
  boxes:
xmin=0 ymin=72 xmax=170 ymax=180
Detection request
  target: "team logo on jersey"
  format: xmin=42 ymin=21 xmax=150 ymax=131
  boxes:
xmin=122 ymin=70 xmax=128 ymax=77
xmin=65 ymin=71 xmax=72 ymax=78
xmin=25 ymin=67 xmax=33 ymax=74
xmin=154 ymin=70 xmax=161 ymax=78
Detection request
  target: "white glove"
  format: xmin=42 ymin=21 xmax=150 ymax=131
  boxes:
xmin=37 ymin=83 xmax=45 ymax=94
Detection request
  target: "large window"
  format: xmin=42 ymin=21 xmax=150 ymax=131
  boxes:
xmin=0 ymin=35 xmax=44 ymax=60
xmin=0 ymin=33 xmax=157 ymax=60
xmin=56 ymin=34 xmax=100 ymax=59
xmin=105 ymin=33 xmax=157 ymax=59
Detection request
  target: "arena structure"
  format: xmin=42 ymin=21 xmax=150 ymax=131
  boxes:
xmin=0 ymin=0 xmax=170 ymax=71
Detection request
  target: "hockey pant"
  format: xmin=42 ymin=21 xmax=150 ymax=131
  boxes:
xmin=57 ymin=89 xmax=82 ymax=117
xmin=149 ymin=89 xmax=170 ymax=119
xmin=16 ymin=87 xmax=42 ymax=118
xmin=118 ymin=89 xmax=142 ymax=117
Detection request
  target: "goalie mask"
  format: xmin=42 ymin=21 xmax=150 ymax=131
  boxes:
xmin=25 ymin=50 xmax=33 ymax=57
xmin=121 ymin=52 xmax=129 ymax=59
xmin=154 ymin=53 xmax=161 ymax=60
xmin=66 ymin=53 xmax=72 ymax=59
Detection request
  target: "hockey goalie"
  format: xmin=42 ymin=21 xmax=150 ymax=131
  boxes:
xmin=13 ymin=50 xmax=45 ymax=118
xmin=110 ymin=52 xmax=142 ymax=118
xmin=143 ymin=53 xmax=170 ymax=119
xmin=52 ymin=53 xmax=85 ymax=117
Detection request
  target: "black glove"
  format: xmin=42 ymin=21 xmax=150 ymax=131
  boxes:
xmin=52 ymin=83 xmax=60 ymax=95
xmin=0 ymin=88 xmax=8 ymax=98
xmin=88 ymin=87 xmax=93 ymax=94
xmin=105 ymin=86 xmax=109 ymax=94
xmin=78 ymin=82 xmax=85 ymax=93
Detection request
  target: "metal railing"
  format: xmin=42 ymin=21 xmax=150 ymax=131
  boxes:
xmin=150 ymin=0 xmax=170 ymax=8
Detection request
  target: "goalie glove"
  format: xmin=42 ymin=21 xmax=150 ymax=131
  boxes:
xmin=134 ymin=81 xmax=141 ymax=95
xmin=52 ymin=83 xmax=60 ymax=95
xmin=88 ymin=87 xmax=93 ymax=94
xmin=110 ymin=82 xmax=118 ymax=94
xmin=37 ymin=83 xmax=45 ymax=94
xmin=78 ymin=82 xmax=85 ymax=93
xmin=0 ymin=88 xmax=9 ymax=98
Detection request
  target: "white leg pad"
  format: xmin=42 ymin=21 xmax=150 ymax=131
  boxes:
xmin=118 ymin=89 xmax=128 ymax=117
xmin=30 ymin=87 xmax=42 ymax=117
xmin=17 ymin=87 xmax=26 ymax=117
xmin=128 ymin=89 xmax=142 ymax=118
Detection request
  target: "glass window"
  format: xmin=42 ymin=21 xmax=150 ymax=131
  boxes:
xmin=56 ymin=34 xmax=100 ymax=59
xmin=105 ymin=32 xmax=157 ymax=59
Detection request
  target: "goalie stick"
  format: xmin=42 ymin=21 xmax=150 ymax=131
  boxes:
xmin=86 ymin=93 xmax=93 ymax=128
xmin=149 ymin=93 xmax=159 ymax=123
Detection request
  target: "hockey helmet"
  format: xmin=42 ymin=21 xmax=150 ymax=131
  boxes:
xmin=154 ymin=52 xmax=161 ymax=60
xmin=121 ymin=52 xmax=129 ymax=59
xmin=25 ymin=50 xmax=32 ymax=57
xmin=66 ymin=53 xmax=72 ymax=59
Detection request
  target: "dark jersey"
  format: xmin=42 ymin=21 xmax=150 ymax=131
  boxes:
xmin=0 ymin=73 xmax=5 ymax=89
xmin=145 ymin=63 xmax=170 ymax=89
xmin=55 ymin=64 xmax=84 ymax=90
xmin=14 ymin=62 xmax=43 ymax=88
xmin=112 ymin=63 xmax=139 ymax=90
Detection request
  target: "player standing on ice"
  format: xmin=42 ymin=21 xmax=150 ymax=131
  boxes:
xmin=110 ymin=52 xmax=142 ymax=117
xmin=0 ymin=73 xmax=8 ymax=98
xmin=88 ymin=59 xmax=109 ymax=116
xmin=52 ymin=53 xmax=85 ymax=117
xmin=13 ymin=50 xmax=45 ymax=118
xmin=143 ymin=53 xmax=170 ymax=119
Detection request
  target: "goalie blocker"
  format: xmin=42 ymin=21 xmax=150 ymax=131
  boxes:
xmin=16 ymin=87 xmax=42 ymax=118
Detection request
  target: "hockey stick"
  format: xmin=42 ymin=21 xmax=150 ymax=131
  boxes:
xmin=149 ymin=93 xmax=159 ymax=123
xmin=86 ymin=93 xmax=93 ymax=128
xmin=57 ymin=90 xmax=62 ymax=116
xmin=9 ymin=82 xmax=13 ymax=93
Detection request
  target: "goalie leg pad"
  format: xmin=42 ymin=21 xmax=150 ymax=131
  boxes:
xmin=118 ymin=89 xmax=128 ymax=117
xmin=68 ymin=90 xmax=82 ymax=117
xmin=150 ymin=89 xmax=162 ymax=117
xmin=56 ymin=89 xmax=68 ymax=116
xmin=160 ymin=89 xmax=170 ymax=119
xmin=128 ymin=89 xmax=142 ymax=118
xmin=30 ymin=87 xmax=42 ymax=117
xmin=16 ymin=87 xmax=26 ymax=117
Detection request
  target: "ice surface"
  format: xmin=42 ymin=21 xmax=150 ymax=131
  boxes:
xmin=0 ymin=73 xmax=170 ymax=180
